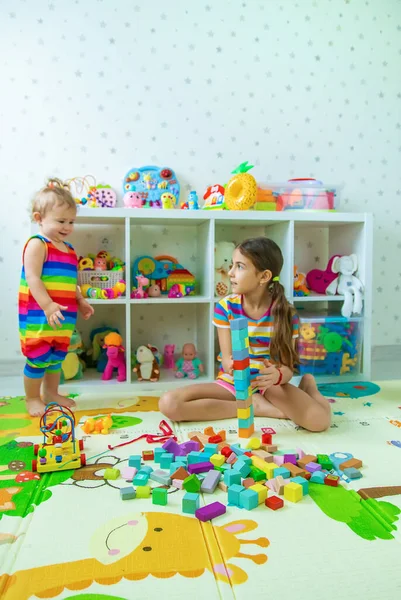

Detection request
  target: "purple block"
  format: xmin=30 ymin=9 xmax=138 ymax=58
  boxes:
xmin=179 ymin=440 xmax=200 ymax=455
xmin=188 ymin=461 xmax=214 ymax=475
xmin=305 ymin=462 xmax=322 ymax=473
xmin=284 ymin=454 xmax=297 ymax=465
xmin=162 ymin=439 xmax=185 ymax=457
xmin=195 ymin=501 xmax=227 ymax=522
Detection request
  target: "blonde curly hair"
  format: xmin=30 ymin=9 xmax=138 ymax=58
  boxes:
xmin=31 ymin=178 xmax=77 ymax=219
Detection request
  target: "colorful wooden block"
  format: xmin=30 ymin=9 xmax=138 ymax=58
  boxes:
xmin=238 ymin=415 xmax=254 ymax=429
xmin=238 ymin=424 xmax=255 ymax=438
xmin=150 ymin=469 xmax=172 ymax=486
xmin=284 ymin=482 xmax=303 ymax=503
xmin=261 ymin=433 xmax=272 ymax=444
xmin=239 ymin=489 xmax=259 ymax=510
xmin=104 ymin=468 xmax=120 ymax=480
xmin=305 ymin=462 xmax=322 ymax=473
xmin=236 ymin=397 xmax=253 ymax=409
xmin=252 ymin=450 xmax=273 ymax=462
xmin=317 ymin=454 xmax=333 ymax=470
xmin=230 ymin=444 xmax=246 ymax=456
xmin=343 ymin=467 xmax=362 ymax=479
xmin=203 ymin=443 xmax=218 ymax=455
xmin=122 ymin=466 xmax=137 ymax=480
xmin=200 ymin=469 xmax=221 ymax=493
xmin=233 ymin=357 xmax=250 ymax=370
xmin=172 ymin=479 xmax=183 ymax=489
xmin=210 ymin=454 xmax=226 ymax=467
xmin=291 ymin=476 xmax=309 ymax=496
xmin=283 ymin=454 xmax=297 ymax=465
xmin=325 ymin=474 xmax=340 ymax=487
xmin=236 ymin=388 xmax=251 ymax=401
xmin=135 ymin=485 xmax=151 ymax=498
xmin=183 ymin=474 xmax=201 ymax=493
xmin=282 ymin=463 xmax=307 ymax=478
xmin=152 ymin=487 xmax=168 ymax=506
xmin=234 ymin=366 xmax=251 ymax=380
xmin=297 ymin=454 xmax=317 ymax=469
xmin=228 ymin=483 xmax=245 ymax=506
xmin=170 ymin=466 xmax=189 ymax=480
xmin=249 ymin=466 xmax=266 ymax=482
xmin=232 ymin=346 xmax=249 ymax=361
xmin=120 ymin=487 xmax=136 ymax=500
xmin=274 ymin=467 xmax=291 ymax=479
xmin=128 ymin=455 xmax=141 ymax=469
xmin=339 ymin=458 xmax=362 ymax=470
xmin=249 ymin=483 xmax=268 ymax=504
xmin=265 ymin=495 xmax=283 ymax=510
xmin=182 ymin=492 xmax=200 ymax=514
xmin=195 ymin=502 xmax=226 ymax=522
xmin=224 ymin=470 xmax=241 ymax=486
xmin=230 ymin=317 xmax=248 ymax=331
xmin=233 ymin=459 xmax=251 ymax=478
xmin=246 ymin=437 xmax=261 ymax=450
xmin=133 ymin=472 xmax=149 ymax=486
xmin=154 ymin=448 xmax=165 ymax=464
xmin=243 ymin=477 xmax=256 ymax=489
xmin=310 ymin=471 xmax=326 ymax=484
xmin=188 ymin=461 xmax=214 ymax=474
xmin=142 ymin=450 xmax=154 ymax=461
xmin=160 ymin=452 xmax=174 ymax=469
xmin=140 ymin=466 xmax=153 ymax=474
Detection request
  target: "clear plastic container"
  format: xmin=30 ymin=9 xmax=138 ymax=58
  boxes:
xmin=297 ymin=312 xmax=362 ymax=377
xmin=255 ymin=179 xmax=341 ymax=211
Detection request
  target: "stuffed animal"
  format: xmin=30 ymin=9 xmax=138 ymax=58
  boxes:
xmin=133 ymin=345 xmax=160 ymax=382
xmin=215 ymin=241 xmax=235 ymax=297
xmin=329 ymin=254 xmax=364 ymax=318
xmin=174 ymin=343 xmax=204 ymax=379
xmin=306 ymin=255 xmax=339 ymax=295
xmin=102 ymin=333 xmax=126 ymax=382
xmin=293 ymin=266 xmax=310 ymax=296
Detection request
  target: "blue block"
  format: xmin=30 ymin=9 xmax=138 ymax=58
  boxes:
xmin=203 ymin=443 xmax=218 ymax=456
xmin=128 ymin=455 xmax=141 ymax=469
xmin=240 ymin=455 xmax=252 ymax=465
xmin=187 ymin=451 xmax=207 ymax=464
xmin=160 ymin=453 xmax=174 ymax=469
xmin=310 ymin=471 xmax=326 ymax=484
xmin=224 ymin=470 xmax=242 ymax=486
xmin=233 ymin=459 xmax=251 ymax=478
xmin=133 ymin=472 xmax=149 ymax=485
xmin=230 ymin=444 xmax=246 ymax=456
xmin=238 ymin=416 xmax=254 ymax=429
xmin=239 ymin=489 xmax=258 ymax=510
xmin=274 ymin=467 xmax=291 ymax=479
xmin=232 ymin=347 xmax=249 ymax=361
xmin=233 ymin=378 xmax=249 ymax=392
xmin=175 ymin=456 xmax=188 ymax=465
xmin=220 ymin=463 xmax=232 ymax=472
xmin=170 ymin=462 xmax=182 ymax=474
xmin=139 ymin=466 xmax=153 ymax=475
xmin=231 ymin=337 xmax=247 ymax=352
xmin=235 ymin=388 xmax=251 ymax=400
xmin=234 ymin=368 xmax=251 ymax=382
xmin=182 ymin=492 xmax=200 ymax=515
xmin=154 ymin=448 xmax=165 ymax=464
xmin=228 ymin=484 xmax=245 ymax=506
xmin=231 ymin=328 xmax=248 ymax=342
xmin=120 ymin=487 xmax=136 ymax=500
xmin=230 ymin=317 xmax=248 ymax=331
xmin=343 ymin=467 xmax=363 ymax=479
xmin=291 ymin=476 xmax=309 ymax=495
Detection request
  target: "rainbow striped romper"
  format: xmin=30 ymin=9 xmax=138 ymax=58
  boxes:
xmin=18 ymin=235 xmax=78 ymax=378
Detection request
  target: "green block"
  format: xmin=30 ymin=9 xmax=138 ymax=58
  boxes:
xmin=183 ymin=474 xmax=201 ymax=493
xmin=152 ymin=487 xmax=168 ymax=506
xmin=249 ymin=466 xmax=266 ymax=482
xmin=317 ymin=454 xmax=333 ymax=470
xmin=182 ymin=492 xmax=200 ymax=514
xmin=104 ymin=468 xmax=120 ymax=480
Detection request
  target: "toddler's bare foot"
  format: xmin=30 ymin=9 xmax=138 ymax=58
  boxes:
xmin=43 ymin=392 xmax=76 ymax=410
xmin=252 ymin=393 xmax=288 ymax=419
xmin=26 ymin=398 xmax=46 ymax=417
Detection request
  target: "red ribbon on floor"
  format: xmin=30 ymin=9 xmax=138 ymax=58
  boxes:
xmin=107 ymin=420 xmax=176 ymax=450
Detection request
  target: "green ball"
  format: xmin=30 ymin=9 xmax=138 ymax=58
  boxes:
xmin=55 ymin=429 xmax=62 ymax=436
xmin=39 ymin=449 xmax=47 ymax=457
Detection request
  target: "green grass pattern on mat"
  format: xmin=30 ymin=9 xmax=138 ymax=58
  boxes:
xmin=0 ymin=396 xmax=26 ymax=416
xmin=63 ymin=595 xmax=128 ymax=600
xmin=309 ymin=483 xmax=400 ymax=540
xmin=0 ymin=440 xmax=72 ymax=520
xmin=93 ymin=415 xmax=142 ymax=429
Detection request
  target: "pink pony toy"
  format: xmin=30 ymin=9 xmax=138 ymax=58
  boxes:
xmin=163 ymin=344 xmax=176 ymax=369
xmin=131 ymin=274 xmax=149 ymax=299
xmin=102 ymin=332 xmax=126 ymax=382
xmin=306 ymin=255 xmax=339 ymax=295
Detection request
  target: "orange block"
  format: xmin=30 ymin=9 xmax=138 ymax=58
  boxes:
xmin=339 ymin=458 xmax=362 ymax=470
xmin=238 ymin=424 xmax=255 ymax=439
xmin=282 ymin=463 xmax=307 ymax=478
xmin=297 ymin=454 xmax=317 ymax=469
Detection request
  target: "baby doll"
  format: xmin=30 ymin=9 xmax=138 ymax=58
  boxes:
xmin=174 ymin=343 xmax=204 ymax=379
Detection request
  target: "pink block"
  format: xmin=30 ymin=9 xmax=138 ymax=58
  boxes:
xmin=273 ymin=455 xmax=285 ymax=466
xmin=172 ymin=479 xmax=183 ymax=489
xmin=265 ymin=480 xmax=276 ymax=492
xmin=227 ymin=452 xmax=237 ymax=464
xmin=296 ymin=448 xmax=305 ymax=459
xmin=122 ymin=466 xmax=137 ymax=480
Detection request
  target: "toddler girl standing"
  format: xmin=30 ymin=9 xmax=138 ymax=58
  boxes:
xmin=18 ymin=178 xmax=94 ymax=416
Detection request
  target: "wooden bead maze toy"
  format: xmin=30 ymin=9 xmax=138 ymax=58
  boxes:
xmin=31 ymin=402 xmax=86 ymax=473
xmin=230 ymin=318 xmax=254 ymax=438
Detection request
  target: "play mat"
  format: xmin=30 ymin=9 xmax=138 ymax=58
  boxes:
xmin=0 ymin=380 xmax=400 ymax=600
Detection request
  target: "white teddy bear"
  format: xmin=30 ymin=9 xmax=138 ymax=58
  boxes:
xmin=215 ymin=241 xmax=235 ymax=297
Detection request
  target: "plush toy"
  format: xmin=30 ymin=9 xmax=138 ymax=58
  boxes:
xmin=148 ymin=283 xmax=161 ymax=297
xmin=329 ymin=254 xmax=364 ymax=318
xmin=174 ymin=343 xmax=204 ymax=379
xmin=293 ymin=266 xmax=310 ymax=296
xmin=102 ymin=333 xmax=126 ymax=382
xmin=163 ymin=344 xmax=176 ymax=369
xmin=215 ymin=241 xmax=235 ymax=297
xmin=306 ymin=255 xmax=339 ymax=295
xmin=133 ymin=345 xmax=160 ymax=382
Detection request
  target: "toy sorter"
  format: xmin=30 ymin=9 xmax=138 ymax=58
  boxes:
xmin=297 ymin=312 xmax=362 ymax=377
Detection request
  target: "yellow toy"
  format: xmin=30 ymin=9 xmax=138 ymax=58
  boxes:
xmin=224 ymin=161 xmax=257 ymax=210
xmin=81 ymin=415 xmax=113 ymax=435
xmin=32 ymin=402 xmax=85 ymax=474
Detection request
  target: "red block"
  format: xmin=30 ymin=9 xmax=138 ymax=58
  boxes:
xmin=265 ymin=496 xmax=284 ymax=510
xmin=262 ymin=433 xmax=272 ymax=444
xmin=244 ymin=452 xmax=253 ymax=457
xmin=324 ymin=475 xmax=339 ymax=487
xmin=209 ymin=435 xmax=223 ymax=443
xmin=142 ymin=450 xmax=154 ymax=461
xmin=233 ymin=357 xmax=250 ymax=370
xmin=220 ymin=446 xmax=232 ymax=458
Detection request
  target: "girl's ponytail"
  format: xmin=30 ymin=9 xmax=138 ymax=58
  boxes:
xmin=269 ymin=280 xmax=299 ymax=369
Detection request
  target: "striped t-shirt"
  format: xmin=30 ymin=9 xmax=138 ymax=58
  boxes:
xmin=213 ymin=294 xmax=299 ymax=385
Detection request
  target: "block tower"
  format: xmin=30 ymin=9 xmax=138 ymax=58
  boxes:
xmin=230 ymin=317 xmax=254 ymax=438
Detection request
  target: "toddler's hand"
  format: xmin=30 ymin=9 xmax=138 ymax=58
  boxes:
xmin=251 ymin=359 xmax=280 ymax=392
xmin=78 ymin=298 xmax=95 ymax=320
xmin=222 ymin=356 xmax=234 ymax=376
xmin=44 ymin=302 xmax=67 ymax=329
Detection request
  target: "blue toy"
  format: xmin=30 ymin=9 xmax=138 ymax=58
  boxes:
xmin=123 ymin=165 xmax=180 ymax=209
xmin=181 ymin=190 xmax=200 ymax=210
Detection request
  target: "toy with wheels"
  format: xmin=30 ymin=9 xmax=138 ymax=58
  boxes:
xmin=32 ymin=402 xmax=85 ymax=474
xmin=123 ymin=165 xmax=180 ymax=209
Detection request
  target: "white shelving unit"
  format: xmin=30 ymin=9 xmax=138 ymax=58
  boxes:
xmin=64 ymin=208 xmax=372 ymax=391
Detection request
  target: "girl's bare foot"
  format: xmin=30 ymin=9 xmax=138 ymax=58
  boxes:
xmin=42 ymin=392 xmax=76 ymax=410
xmin=252 ymin=393 xmax=288 ymax=419
xmin=26 ymin=398 xmax=46 ymax=417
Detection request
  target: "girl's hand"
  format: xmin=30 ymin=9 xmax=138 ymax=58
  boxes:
xmin=222 ymin=356 xmax=234 ymax=375
xmin=77 ymin=298 xmax=95 ymax=320
xmin=251 ymin=359 xmax=280 ymax=392
xmin=44 ymin=302 xmax=67 ymax=329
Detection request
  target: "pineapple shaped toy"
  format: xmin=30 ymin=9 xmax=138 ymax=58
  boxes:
xmin=224 ymin=161 xmax=257 ymax=210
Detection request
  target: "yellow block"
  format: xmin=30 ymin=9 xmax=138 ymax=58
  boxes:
xmin=246 ymin=437 xmax=261 ymax=450
xmin=284 ymin=482 xmax=303 ymax=503
xmin=249 ymin=483 xmax=268 ymax=504
xmin=237 ymin=406 xmax=252 ymax=420
xmin=210 ymin=454 xmax=226 ymax=468
xmin=136 ymin=485 xmax=151 ymax=498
